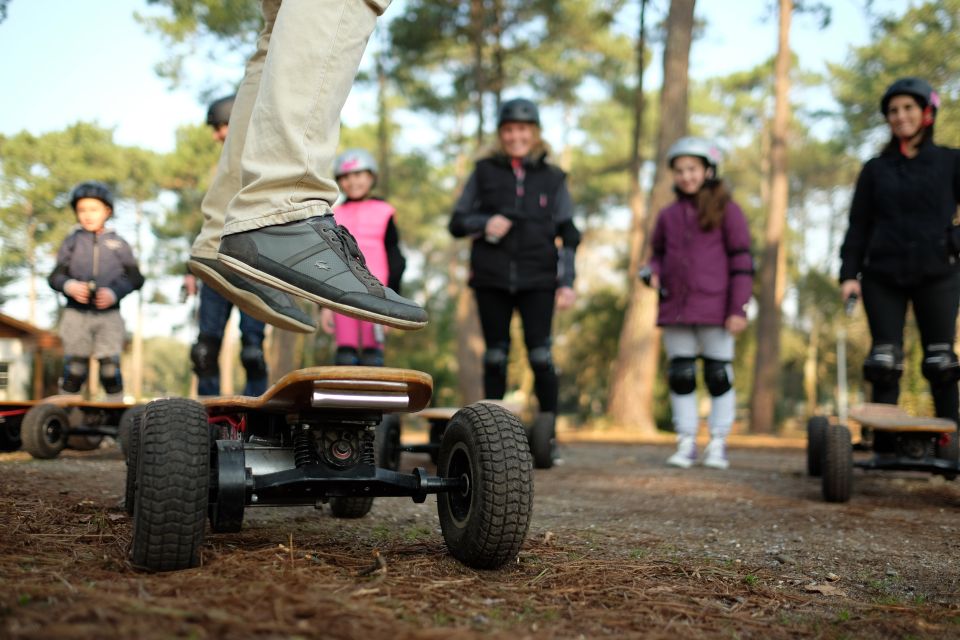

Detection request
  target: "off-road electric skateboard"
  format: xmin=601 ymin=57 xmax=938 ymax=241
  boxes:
xmin=127 ymin=367 xmax=533 ymax=572
xmin=0 ymin=396 xmax=140 ymax=459
xmin=810 ymin=402 xmax=958 ymax=502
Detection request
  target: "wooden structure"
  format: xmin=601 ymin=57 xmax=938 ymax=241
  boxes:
xmin=0 ymin=312 xmax=61 ymax=400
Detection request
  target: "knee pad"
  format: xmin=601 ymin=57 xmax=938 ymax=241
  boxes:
xmin=483 ymin=344 xmax=509 ymax=376
xmin=702 ymin=357 xmax=732 ymax=397
xmin=335 ymin=347 xmax=359 ymax=366
xmin=922 ymin=343 xmax=960 ymax=386
xmin=98 ymin=356 xmax=123 ymax=394
xmin=667 ymin=357 xmax=697 ymax=395
xmin=191 ymin=334 xmax=221 ymax=378
xmin=240 ymin=343 xmax=268 ymax=378
xmin=527 ymin=345 xmax=554 ymax=374
xmin=863 ymin=344 xmax=903 ymax=386
xmin=61 ymin=356 xmax=89 ymax=393
xmin=360 ymin=348 xmax=384 ymax=367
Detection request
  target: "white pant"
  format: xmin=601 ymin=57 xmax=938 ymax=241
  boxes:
xmin=193 ymin=0 xmax=390 ymax=258
xmin=662 ymin=325 xmax=736 ymax=438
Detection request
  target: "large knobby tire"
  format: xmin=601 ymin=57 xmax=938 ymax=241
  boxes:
xmin=806 ymin=416 xmax=828 ymax=477
xmin=130 ymin=399 xmax=211 ymax=572
xmin=376 ymin=414 xmax=402 ymax=471
xmin=936 ymin=431 xmax=959 ymax=481
xmin=0 ymin=418 xmax=22 ymax=452
xmin=528 ymin=412 xmax=556 ymax=470
xmin=428 ymin=419 xmax=446 ymax=465
xmin=21 ymin=404 xmax=70 ymax=460
xmin=328 ymin=495 xmax=374 ymax=519
xmin=123 ymin=406 xmax=146 ymax=516
xmin=437 ymin=402 xmax=533 ymax=569
xmin=117 ymin=405 xmax=143 ymax=456
xmin=67 ymin=434 xmax=104 ymax=451
xmin=822 ymin=424 xmax=853 ymax=503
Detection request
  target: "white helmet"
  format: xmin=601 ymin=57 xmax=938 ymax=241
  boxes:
xmin=334 ymin=148 xmax=378 ymax=178
xmin=666 ymin=137 xmax=722 ymax=172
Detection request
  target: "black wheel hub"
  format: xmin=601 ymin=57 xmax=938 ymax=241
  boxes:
xmin=446 ymin=442 xmax=473 ymax=525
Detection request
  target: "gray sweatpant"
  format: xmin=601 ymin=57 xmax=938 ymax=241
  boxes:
xmin=59 ymin=308 xmax=125 ymax=359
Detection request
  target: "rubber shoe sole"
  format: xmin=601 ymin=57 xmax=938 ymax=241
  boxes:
xmin=217 ymin=252 xmax=427 ymax=331
xmin=188 ymin=258 xmax=316 ymax=334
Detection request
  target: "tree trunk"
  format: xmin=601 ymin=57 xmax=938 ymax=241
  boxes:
xmin=453 ymin=255 xmax=484 ymax=406
xmin=607 ymin=0 xmax=694 ymax=432
xmin=750 ymin=0 xmax=792 ymax=433
xmin=470 ymin=0 xmax=485 ymax=145
xmin=131 ymin=203 xmax=144 ymax=401
xmin=375 ymin=45 xmax=391 ymax=199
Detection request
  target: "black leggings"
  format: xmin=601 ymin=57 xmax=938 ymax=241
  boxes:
xmin=474 ymin=288 xmax=557 ymax=412
xmin=861 ymin=273 xmax=960 ymax=422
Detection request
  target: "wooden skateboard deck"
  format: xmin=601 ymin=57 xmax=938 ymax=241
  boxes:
xmin=203 ymin=366 xmax=433 ymax=414
xmin=849 ymin=403 xmax=956 ymax=433
xmin=417 ymin=400 xmax=523 ymax=422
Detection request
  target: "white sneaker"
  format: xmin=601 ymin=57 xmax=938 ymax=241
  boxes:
xmin=703 ymin=438 xmax=729 ymax=469
xmin=667 ymin=436 xmax=697 ymax=468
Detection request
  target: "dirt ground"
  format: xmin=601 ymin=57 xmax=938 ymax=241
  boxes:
xmin=2 ymin=429 xmax=959 ymax=640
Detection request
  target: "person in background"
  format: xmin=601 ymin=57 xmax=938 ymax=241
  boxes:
xmin=643 ymin=137 xmax=753 ymax=470
xmin=320 ymin=148 xmax=407 ymax=366
xmin=449 ymin=98 xmax=581 ymax=466
xmin=839 ymin=78 xmax=960 ymax=444
xmin=48 ymin=181 xmax=144 ymax=399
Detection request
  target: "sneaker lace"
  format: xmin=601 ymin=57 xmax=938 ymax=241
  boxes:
xmin=330 ymin=224 xmax=382 ymax=290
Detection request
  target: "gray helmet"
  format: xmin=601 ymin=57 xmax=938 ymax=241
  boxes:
xmin=881 ymin=77 xmax=939 ymax=117
xmin=206 ymin=94 xmax=235 ymax=128
xmin=70 ymin=181 xmax=114 ymax=211
xmin=498 ymin=98 xmax=540 ymax=127
xmin=334 ymin=148 xmax=378 ymax=178
xmin=666 ymin=136 xmax=722 ymax=172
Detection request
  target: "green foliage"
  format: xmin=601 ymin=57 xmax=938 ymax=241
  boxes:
xmin=0 ymin=123 xmax=160 ymax=292
xmin=151 ymin=123 xmax=222 ymax=273
xmin=831 ymin=0 xmax=960 ymax=147
xmin=141 ymin=336 xmax=191 ymax=398
xmin=136 ymin=0 xmax=260 ymax=89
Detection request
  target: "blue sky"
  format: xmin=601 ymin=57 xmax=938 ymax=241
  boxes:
xmin=0 ymin=0 xmax=902 ymax=153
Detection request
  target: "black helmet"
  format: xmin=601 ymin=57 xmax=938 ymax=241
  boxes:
xmin=70 ymin=181 xmax=114 ymax=211
xmin=880 ymin=77 xmax=940 ymax=116
xmin=498 ymin=98 xmax=540 ymax=127
xmin=206 ymin=94 xmax=236 ymax=128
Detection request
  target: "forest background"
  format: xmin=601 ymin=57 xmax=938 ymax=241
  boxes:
xmin=1 ymin=0 xmax=958 ymax=434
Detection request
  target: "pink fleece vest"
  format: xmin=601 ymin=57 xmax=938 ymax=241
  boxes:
xmin=331 ymin=199 xmax=396 ymax=349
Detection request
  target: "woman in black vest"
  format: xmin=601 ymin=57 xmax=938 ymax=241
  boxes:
xmin=450 ymin=98 xmax=581 ymax=462
xmin=840 ymin=77 xmax=960 ymax=433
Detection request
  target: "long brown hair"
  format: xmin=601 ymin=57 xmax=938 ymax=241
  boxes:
xmin=693 ymin=177 xmax=731 ymax=231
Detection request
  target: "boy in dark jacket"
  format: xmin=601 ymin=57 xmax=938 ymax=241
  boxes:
xmin=48 ymin=181 xmax=144 ymax=398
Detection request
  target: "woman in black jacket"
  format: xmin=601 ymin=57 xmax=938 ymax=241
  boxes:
xmin=449 ymin=98 xmax=581 ymax=460
xmin=839 ymin=77 xmax=960 ymax=431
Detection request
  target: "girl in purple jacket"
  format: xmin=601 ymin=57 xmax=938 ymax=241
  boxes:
xmin=645 ymin=137 xmax=754 ymax=469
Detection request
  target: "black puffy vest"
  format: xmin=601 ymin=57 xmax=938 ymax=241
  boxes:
xmin=469 ymin=155 xmax=567 ymax=291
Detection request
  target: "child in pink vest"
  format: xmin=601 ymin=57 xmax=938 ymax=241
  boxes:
xmin=320 ymin=149 xmax=407 ymax=365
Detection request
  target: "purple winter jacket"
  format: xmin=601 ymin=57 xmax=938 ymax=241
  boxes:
xmin=649 ymin=196 xmax=754 ymax=326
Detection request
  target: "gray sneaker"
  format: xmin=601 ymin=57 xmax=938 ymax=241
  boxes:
xmin=217 ymin=216 xmax=428 ymax=330
xmin=188 ymin=257 xmax=317 ymax=334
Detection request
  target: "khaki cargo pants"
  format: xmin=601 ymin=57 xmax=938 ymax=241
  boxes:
xmin=192 ymin=0 xmax=391 ymax=259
